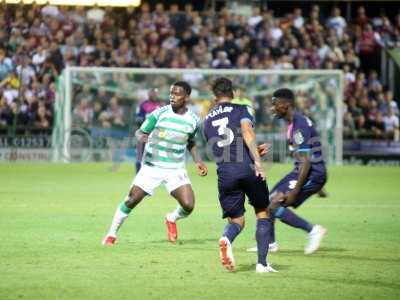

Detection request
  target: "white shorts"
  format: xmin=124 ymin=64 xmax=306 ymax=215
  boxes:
xmin=131 ymin=164 xmax=191 ymax=195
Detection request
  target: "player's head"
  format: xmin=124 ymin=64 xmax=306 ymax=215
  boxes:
xmin=212 ymin=77 xmax=234 ymax=100
xmin=170 ymin=81 xmax=191 ymax=110
xmin=233 ymin=85 xmax=246 ymax=98
xmin=148 ymin=88 xmax=158 ymax=101
xmin=271 ymin=88 xmax=295 ymax=118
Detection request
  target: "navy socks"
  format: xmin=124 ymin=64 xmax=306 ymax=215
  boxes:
xmin=256 ymin=218 xmax=273 ymax=266
xmin=279 ymin=207 xmax=313 ymax=233
xmin=223 ymin=222 xmax=242 ymax=243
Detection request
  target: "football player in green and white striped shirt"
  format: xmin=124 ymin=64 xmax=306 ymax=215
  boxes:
xmin=103 ymin=81 xmax=208 ymax=246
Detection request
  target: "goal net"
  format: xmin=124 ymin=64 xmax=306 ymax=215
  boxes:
xmin=52 ymin=67 xmax=343 ymax=164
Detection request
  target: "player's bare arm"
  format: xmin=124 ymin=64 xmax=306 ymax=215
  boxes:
xmin=135 ymin=129 xmax=149 ymax=143
xmin=284 ymin=151 xmax=311 ymax=206
xmin=187 ymin=140 xmax=208 ymax=176
xmin=241 ymin=120 xmax=265 ymax=180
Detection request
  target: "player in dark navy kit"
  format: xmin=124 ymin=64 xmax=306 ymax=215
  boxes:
xmin=203 ymin=77 xmax=276 ymax=273
xmin=264 ymin=88 xmax=327 ymax=254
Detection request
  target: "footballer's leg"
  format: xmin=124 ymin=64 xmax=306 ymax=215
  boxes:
xmin=254 ymin=208 xmax=277 ymax=273
xmin=164 ymin=168 xmax=194 ymax=243
xmin=243 ymin=176 xmax=277 ymax=273
xmin=166 ymin=184 xmax=195 ymax=243
xmin=304 ymin=224 xmax=327 ymax=254
xmin=246 ymin=190 xmax=285 ymax=254
xmin=268 ymin=220 xmax=279 ymax=252
xmin=270 ymin=204 xmax=327 ymax=255
xmin=255 ymin=173 xmax=299 ymax=253
xmin=219 ymin=216 xmax=244 ymax=272
xmin=217 ymin=174 xmax=246 ymax=272
xmin=103 ymin=185 xmax=148 ymax=246
xmin=170 ymin=184 xmax=195 ymax=215
xmin=266 ymin=190 xmax=281 ymax=252
xmin=269 ymin=182 xmax=327 ymax=254
xmin=289 ymin=182 xmax=327 ymax=254
xmin=103 ymin=164 xmax=159 ymax=246
xmin=270 ymin=194 xmax=314 ymax=233
xmin=268 ymin=173 xmax=315 ymax=234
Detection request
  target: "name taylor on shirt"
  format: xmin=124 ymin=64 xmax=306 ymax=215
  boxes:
xmin=205 ymin=105 xmax=234 ymax=120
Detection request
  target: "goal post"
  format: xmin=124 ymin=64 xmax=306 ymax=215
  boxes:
xmin=52 ymin=66 xmax=343 ymax=165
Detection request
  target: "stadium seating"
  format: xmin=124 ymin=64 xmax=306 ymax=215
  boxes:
xmin=0 ymin=3 xmax=399 ymax=140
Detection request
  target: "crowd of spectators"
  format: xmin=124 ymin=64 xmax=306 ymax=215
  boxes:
xmin=344 ymin=70 xmax=399 ymax=140
xmin=0 ymin=3 xmax=399 ymax=140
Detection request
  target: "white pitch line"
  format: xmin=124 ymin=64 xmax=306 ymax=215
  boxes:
xmin=7 ymin=203 xmax=399 ymax=209
xmin=195 ymin=204 xmax=400 ymax=209
xmin=306 ymin=204 xmax=400 ymax=208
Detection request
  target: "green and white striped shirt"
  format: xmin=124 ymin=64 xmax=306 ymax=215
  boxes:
xmin=140 ymin=105 xmax=200 ymax=169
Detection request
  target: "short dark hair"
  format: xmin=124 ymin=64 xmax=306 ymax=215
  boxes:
xmin=172 ymin=81 xmax=191 ymax=96
xmin=272 ymin=88 xmax=295 ymax=106
xmin=211 ymin=77 xmax=234 ymax=98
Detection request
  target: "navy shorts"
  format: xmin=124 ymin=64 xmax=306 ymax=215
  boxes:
xmin=270 ymin=171 xmax=327 ymax=208
xmin=217 ymin=167 xmax=269 ymax=219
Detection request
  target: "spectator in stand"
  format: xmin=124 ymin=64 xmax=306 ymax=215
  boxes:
xmin=211 ymin=51 xmax=232 ymax=68
xmin=356 ymin=23 xmax=381 ymax=72
xmin=35 ymin=102 xmax=52 ymax=129
xmin=107 ymin=97 xmax=124 ymax=128
xmin=292 ymin=8 xmax=304 ymax=29
xmin=16 ymin=56 xmax=36 ymax=86
xmin=327 ymin=7 xmax=347 ymax=39
xmin=356 ymin=6 xmax=369 ymax=29
xmin=73 ymin=98 xmax=93 ymax=128
xmin=248 ymin=6 xmax=263 ymax=28
xmin=343 ymin=111 xmax=357 ymax=139
xmin=383 ymin=107 xmax=400 ymax=141
xmin=370 ymin=111 xmax=385 ymax=138
xmin=343 ymin=64 xmax=355 ymax=84
xmin=384 ymin=90 xmax=399 ymax=116
xmin=92 ymin=100 xmax=106 ymax=128
xmin=75 ymin=85 xmax=94 ymax=104
xmin=0 ymin=48 xmax=13 ymax=82
xmin=5 ymin=102 xmax=30 ymax=128
xmin=0 ymin=96 xmax=9 ymax=126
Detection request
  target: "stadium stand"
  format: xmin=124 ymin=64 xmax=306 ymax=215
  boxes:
xmin=0 ymin=2 xmax=399 ymax=141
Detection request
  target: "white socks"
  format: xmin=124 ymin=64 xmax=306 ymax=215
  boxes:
xmin=107 ymin=203 xmax=131 ymax=237
xmin=166 ymin=205 xmax=190 ymax=222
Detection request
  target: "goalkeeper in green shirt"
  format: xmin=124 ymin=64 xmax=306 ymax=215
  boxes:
xmin=232 ymin=86 xmax=255 ymax=116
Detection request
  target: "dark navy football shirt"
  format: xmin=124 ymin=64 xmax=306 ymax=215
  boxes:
xmin=203 ymin=102 xmax=254 ymax=169
xmin=288 ymin=112 xmax=326 ymax=177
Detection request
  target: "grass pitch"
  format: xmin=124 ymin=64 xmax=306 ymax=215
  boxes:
xmin=1 ymin=162 xmax=400 ymax=300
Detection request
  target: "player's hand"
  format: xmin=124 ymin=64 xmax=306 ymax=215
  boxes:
xmin=257 ymin=143 xmax=271 ymax=157
xmin=135 ymin=130 xmax=149 ymax=143
xmin=284 ymin=190 xmax=297 ymax=206
xmin=140 ymin=134 xmax=149 ymax=143
xmin=317 ymin=187 xmax=328 ymax=198
xmin=196 ymin=161 xmax=208 ymax=176
xmin=268 ymin=192 xmax=285 ymax=212
xmin=254 ymin=161 xmax=266 ymax=180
